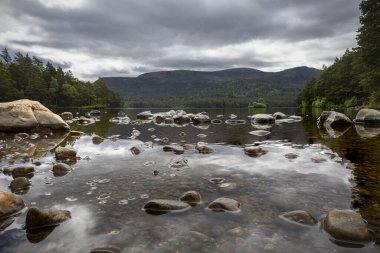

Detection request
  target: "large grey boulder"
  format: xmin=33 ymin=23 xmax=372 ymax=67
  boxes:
xmin=0 ymin=99 xmax=69 ymax=131
xmin=324 ymin=209 xmax=371 ymax=244
xmin=25 ymin=207 xmax=71 ymax=229
xmin=0 ymin=190 xmax=25 ymax=219
xmin=317 ymin=111 xmax=352 ymax=128
xmin=143 ymin=199 xmax=190 ymax=213
xmin=354 ymin=109 xmax=380 ymax=124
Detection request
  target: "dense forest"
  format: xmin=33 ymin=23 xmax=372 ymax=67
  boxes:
xmin=298 ymin=0 xmax=380 ymax=109
xmin=0 ymin=49 xmax=125 ymax=108
xmin=104 ymin=66 xmax=319 ymax=108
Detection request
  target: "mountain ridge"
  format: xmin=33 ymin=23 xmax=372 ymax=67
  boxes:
xmin=102 ymin=66 xmax=320 ymax=107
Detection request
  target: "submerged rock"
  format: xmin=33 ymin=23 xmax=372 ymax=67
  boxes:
xmin=92 ymin=135 xmax=104 ymax=144
xmin=209 ymin=177 xmax=225 ymax=184
xmin=77 ymin=116 xmax=96 ymax=125
xmin=130 ymin=145 xmax=144 ymax=155
xmin=179 ymin=191 xmax=201 ymax=204
xmin=0 ymin=99 xmax=70 ymax=131
xmin=311 ymin=155 xmax=327 ymax=163
xmin=55 ymin=147 xmax=77 ymax=160
xmin=284 ymin=153 xmax=299 ymax=159
xmin=90 ymin=247 xmax=122 ymax=253
xmin=0 ymin=190 xmax=25 ymax=219
xmin=10 ymin=177 xmax=31 ymax=193
xmin=144 ymin=199 xmax=190 ymax=213
xmin=60 ymin=112 xmax=73 ymax=121
xmin=249 ymin=130 xmax=270 ymax=136
xmin=52 ymin=163 xmax=71 ymax=177
xmin=279 ymin=210 xmax=318 ymax=226
xmin=208 ymin=197 xmax=240 ymax=212
xmin=244 ymin=146 xmax=267 ymax=157
xmin=195 ymin=142 xmax=213 ymax=154
xmin=324 ymin=209 xmax=371 ymax=244
xmin=168 ymin=156 xmax=189 ymax=169
xmin=354 ymin=109 xmax=380 ymax=124
xmin=25 ymin=207 xmax=71 ymax=229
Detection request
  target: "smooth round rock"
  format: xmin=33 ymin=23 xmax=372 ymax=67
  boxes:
xmin=10 ymin=177 xmax=31 ymax=192
xmin=354 ymin=109 xmax=380 ymax=124
xmin=279 ymin=210 xmax=318 ymax=226
xmin=273 ymin=112 xmax=287 ymax=119
xmin=179 ymin=191 xmax=201 ymax=204
xmin=0 ymin=190 xmax=25 ymax=219
xmin=324 ymin=209 xmax=371 ymax=244
xmin=52 ymin=163 xmax=71 ymax=176
xmin=144 ymin=199 xmax=190 ymax=213
xmin=208 ymin=197 xmax=241 ymax=212
xmin=25 ymin=207 xmax=71 ymax=229
xmin=55 ymin=147 xmax=77 ymax=160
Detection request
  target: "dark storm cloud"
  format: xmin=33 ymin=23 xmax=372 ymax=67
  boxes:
xmin=0 ymin=0 xmax=361 ymax=78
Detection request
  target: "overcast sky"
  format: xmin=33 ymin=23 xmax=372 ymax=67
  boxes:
xmin=0 ymin=0 xmax=361 ymax=80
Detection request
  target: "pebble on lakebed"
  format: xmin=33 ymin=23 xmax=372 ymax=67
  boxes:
xmin=278 ymin=210 xmax=318 ymax=226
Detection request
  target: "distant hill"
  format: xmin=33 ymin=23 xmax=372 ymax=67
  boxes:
xmin=103 ymin=66 xmax=319 ymax=108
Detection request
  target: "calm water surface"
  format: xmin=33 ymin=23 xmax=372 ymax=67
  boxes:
xmin=1 ymin=107 xmax=380 ymax=253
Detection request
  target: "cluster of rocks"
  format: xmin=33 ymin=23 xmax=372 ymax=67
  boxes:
xmin=250 ymin=112 xmax=302 ymax=130
xmin=279 ymin=209 xmax=371 ymax=246
xmin=317 ymin=109 xmax=380 ymax=138
xmin=136 ymin=110 xmax=211 ymax=127
xmin=143 ymin=191 xmax=240 ymax=214
xmin=0 ymin=189 xmax=71 ymax=239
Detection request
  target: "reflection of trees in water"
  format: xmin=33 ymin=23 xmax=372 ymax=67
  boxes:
xmin=302 ymin=112 xmax=380 ymax=246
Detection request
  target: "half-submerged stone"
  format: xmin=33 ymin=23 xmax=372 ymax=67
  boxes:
xmin=354 ymin=109 xmax=380 ymax=124
xmin=195 ymin=142 xmax=213 ymax=154
xmin=179 ymin=191 xmax=201 ymax=205
xmin=52 ymin=163 xmax=71 ymax=177
xmin=244 ymin=146 xmax=267 ymax=157
xmin=143 ymin=199 xmax=190 ymax=214
xmin=10 ymin=177 xmax=31 ymax=194
xmin=0 ymin=99 xmax=70 ymax=131
xmin=208 ymin=197 xmax=241 ymax=212
xmin=11 ymin=166 xmax=35 ymax=178
xmin=279 ymin=210 xmax=318 ymax=226
xmin=0 ymin=190 xmax=25 ymax=219
xmin=55 ymin=147 xmax=77 ymax=160
xmin=25 ymin=207 xmax=71 ymax=229
xmin=90 ymin=247 xmax=122 ymax=253
xmin=324 ymin=209 xmax=371 ymax=244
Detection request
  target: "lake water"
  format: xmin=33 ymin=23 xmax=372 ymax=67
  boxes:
xmin=1 ymin=107 xmax=380 ymax=253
